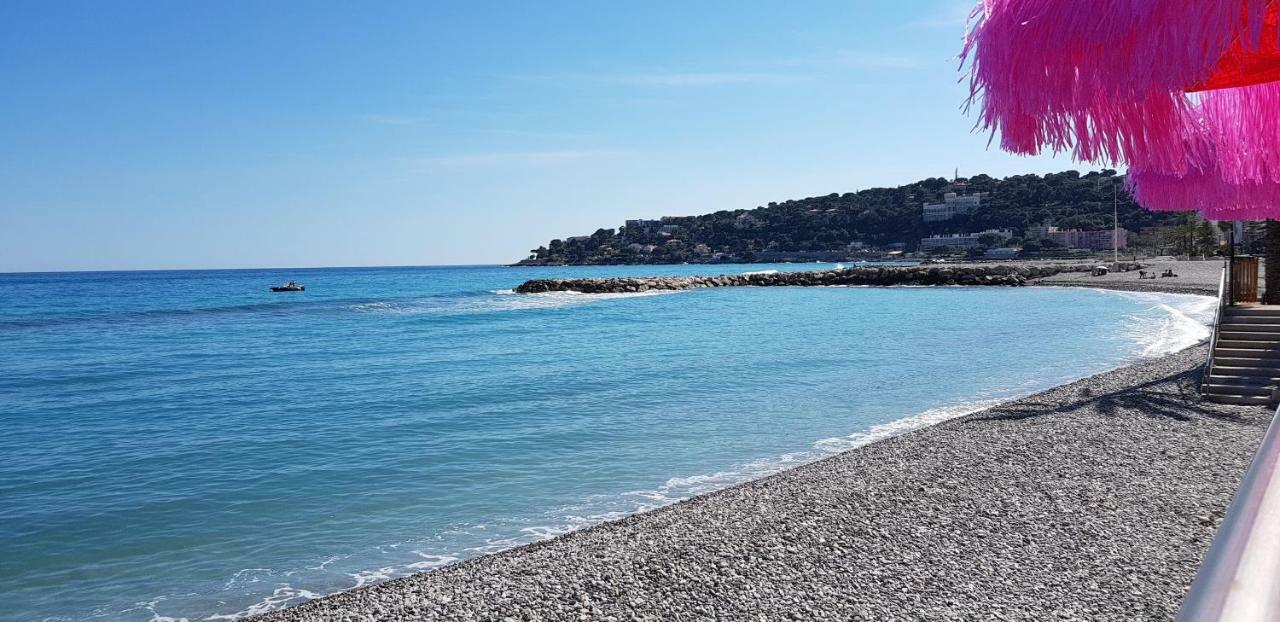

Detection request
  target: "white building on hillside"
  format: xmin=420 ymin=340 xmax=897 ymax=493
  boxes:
xmin=922 ymin=192 xmax=987 ymax=222
xmin=919 ymin=229 xmax=1013 ymax=250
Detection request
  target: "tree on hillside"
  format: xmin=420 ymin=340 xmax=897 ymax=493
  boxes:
xmin=977 ymin=233 xmax=1007 ymax=247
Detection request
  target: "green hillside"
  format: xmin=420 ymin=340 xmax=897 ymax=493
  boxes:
xmin=518 ymin=170 xmax=1185 ymax=265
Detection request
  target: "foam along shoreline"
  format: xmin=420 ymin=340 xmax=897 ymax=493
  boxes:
xmin=255 ymin=313 xmax=1264 ymax=620
xmin=514 ymin=262 xmax=1142 ymax=294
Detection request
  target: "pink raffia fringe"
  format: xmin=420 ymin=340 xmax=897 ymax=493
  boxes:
xmin=1128 ymin=170 xmax=1280 ymax=219
xmin=1128 ymin=81 xmax=1280 ymax=218
xmin=963 ymin=0 xmax=1271 ymax=174
xmin=964 ymin=0 xmax=1280 ymax=217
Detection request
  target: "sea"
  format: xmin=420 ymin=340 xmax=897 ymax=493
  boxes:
xmin=0 ymin=263 xmax=1216 ymax=621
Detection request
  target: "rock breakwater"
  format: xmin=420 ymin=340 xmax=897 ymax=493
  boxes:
xmin=515 ymin=263 xmax=1142 ymax=294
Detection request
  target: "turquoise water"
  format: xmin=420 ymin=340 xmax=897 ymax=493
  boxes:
xmin=0 ymin=264 xmax=1214 ymax=621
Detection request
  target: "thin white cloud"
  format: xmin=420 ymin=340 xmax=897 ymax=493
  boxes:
xmin=605 ymin=72 xmax=793 ymax=87
xmin=763 ymin=51 xmax=921 ymax=71
xmin=515 ymin=70 xmax=796 ymax=88
xmin=517 ymin=53 xmax=917 ymax=90
xmin=360 ymin=114 xmax=430 ymax=127
xmin=419 ymin=149 xmax=624 ymax=167
xmin=473 ymin=129 xmax=600 ymax=140
xmin=834 ymin=51 xmax=921 ymax=69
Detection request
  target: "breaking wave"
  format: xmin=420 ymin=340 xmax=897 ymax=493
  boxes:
xmin=347 ymin=289 xmax=681 ymax=316
xmin=1111 ymin=290 xmax=1216 ymax=358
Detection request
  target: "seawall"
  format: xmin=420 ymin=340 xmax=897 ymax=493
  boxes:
xmin=515 ymin=263 xmax=1143 ymax=294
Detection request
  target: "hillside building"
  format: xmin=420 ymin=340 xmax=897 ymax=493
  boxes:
xmin=919 ymin=229 xmax=1013 ymax=250
xmin=1049 ymin=229 xmax=1127 ymax=250
xmin=1026 ymin=223 xmax=1128 ymax=250
xmin=922 ymin=192 xmax=987 ymax=222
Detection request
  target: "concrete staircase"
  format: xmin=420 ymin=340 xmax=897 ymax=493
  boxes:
xmin=1203 ymin=306 xmax=1280 ymax=406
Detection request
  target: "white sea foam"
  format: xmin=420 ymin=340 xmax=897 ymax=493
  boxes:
xmin=343 ymin=552 xmax=458 ymax=589
xmin=347 ymin=301 xmax=397 ymax=312
xmin=404 ymin=554 xmax=459 ymax=571
xmin=498 ymin=289 xmax=677 ymax=302
xmin=347 ymin=566 xmax=396 ymax=589
xmin=131 ymin=595 xmax=195 ymax=622
xmin=198 ymin=552 xmax=460 ymax=620
xmin=303 ymin=556 xmax=342 ymax=572
xmin=741 ymin=269 xmax=779 ymax=276
xmin=205 ymin=586 xmax=322 ymax=621
xmin=813 ymin=399 xmax=1007 ymax=453
xmin=1106 ymin=290 xmax=1215 ymax=358
xmin=350 ymin=289 xmax=680 ymax=316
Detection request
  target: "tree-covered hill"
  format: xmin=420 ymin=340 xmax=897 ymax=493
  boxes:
xmin=517 ymin=170 xmax=1183 ymax=265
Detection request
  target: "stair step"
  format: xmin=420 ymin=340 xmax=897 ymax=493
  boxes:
xmin=1203 ymin=393 xmax=1273 ymax=406
xmin=1202 ymin=383 xmax=1274 ymax=397
xmin=1213 ymin=347 xmax=1280 ymax=358
xmin=1220 ymin=331 xmax=1280 ymax=341
xmin=1209 ymin=365 xmax=1280 ymax=379
xmin=1213 ymin=356 xmax=1280 ymax=367
xmin=1216 ymin=323 xmax=1280 ymax=333
xmin=1224 ymin=307 xmax=1280 ymax=317
xmin=1220 ymin=315 xmax=1280 ymax=325
xmin=1216 ymin=339 xmax=1280 ymax=350
xmin=1203 ymin=376 xmax=1274 ymax=391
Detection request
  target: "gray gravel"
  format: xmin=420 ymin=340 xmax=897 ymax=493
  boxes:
xmin=257 ymin=344 xmax=1272 ymax=621
xmin=1035 ymin=260 xmax=1228 ymax=296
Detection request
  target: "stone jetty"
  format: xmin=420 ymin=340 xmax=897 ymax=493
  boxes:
xmin=514 ymin=263 xmax=1143 ymax=294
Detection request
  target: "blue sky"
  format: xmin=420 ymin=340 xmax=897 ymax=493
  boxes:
xmin=0 ymin=1 xmax=1073 ymax=272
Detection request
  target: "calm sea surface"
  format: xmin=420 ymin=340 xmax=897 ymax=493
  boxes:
xmin=0 ymin=264 xmax=1215 ymax=621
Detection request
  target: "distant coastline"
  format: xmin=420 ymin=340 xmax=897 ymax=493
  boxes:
xmin=516 ymin=170 xmax=1184 ymax=268
xmin=510 ymin=254 xmax=904 ymax=267
xmin=509 ymin=253 xmax=1113 ymax=267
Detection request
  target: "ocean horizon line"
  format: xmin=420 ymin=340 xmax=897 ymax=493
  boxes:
xmin=0 ymin=259 xmax=919 ymax=277
xmin=0 ymin=263 xmax=515 ymax=277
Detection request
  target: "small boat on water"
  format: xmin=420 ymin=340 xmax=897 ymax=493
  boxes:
xmin=270 ymin=281 xmax=305 ymax=292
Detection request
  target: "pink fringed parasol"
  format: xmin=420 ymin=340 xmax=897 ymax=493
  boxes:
xmin=1130 ymin=78 xmax=1280 ymax=217
xmin=964 ymin=0 xmax=1280 ymax=217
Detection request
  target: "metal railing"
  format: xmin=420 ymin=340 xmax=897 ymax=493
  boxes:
xmin=1176 ymin=403 xmax=1280 ymax=621
xmin=1201 ymin=266 xmax=1228 ymax=391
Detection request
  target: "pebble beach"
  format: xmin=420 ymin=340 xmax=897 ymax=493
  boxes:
xmin=1034 ymin=259 xmax=1228 ymax=296
xmin=252 ymin=260 xmax=1273 ymax=621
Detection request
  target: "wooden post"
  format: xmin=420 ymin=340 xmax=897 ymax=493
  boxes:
xmin=1234 ymin=256 xmax=1260 ymax=304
